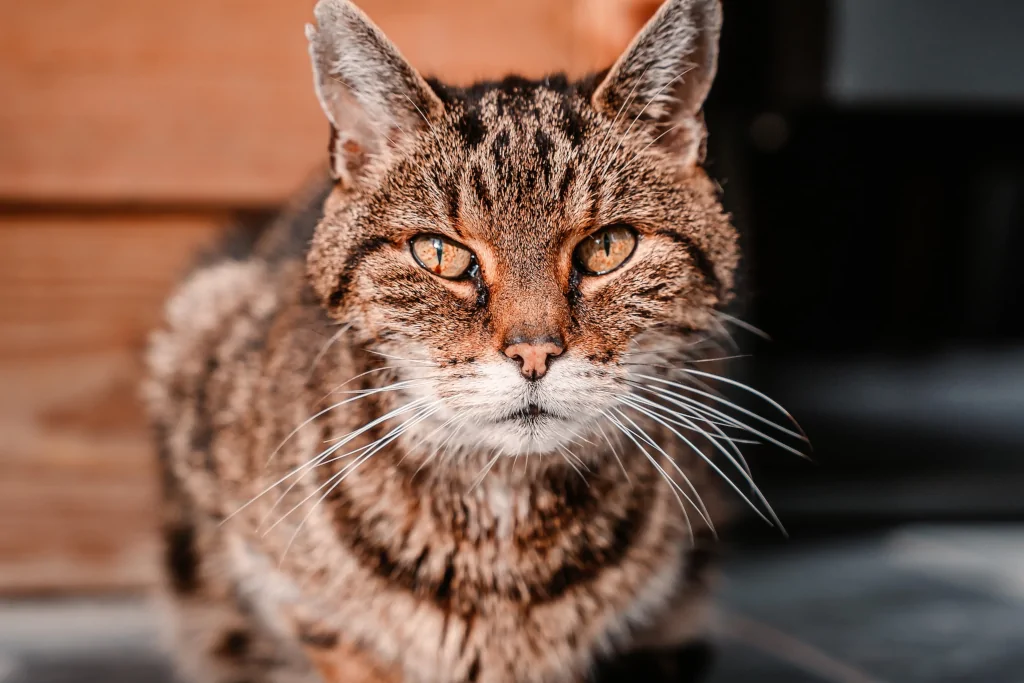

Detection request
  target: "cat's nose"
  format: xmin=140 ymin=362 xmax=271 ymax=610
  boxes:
xmin=503 ymin=337 xmax=565 ymax=381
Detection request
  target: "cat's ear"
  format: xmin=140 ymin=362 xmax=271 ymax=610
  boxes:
xmin=306 ymin=0 xmax=444 ymax=187
xmin=592 ymin=0 xmax=722 ymax=166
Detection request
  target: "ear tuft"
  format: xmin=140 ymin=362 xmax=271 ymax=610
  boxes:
xmin=592 ymin=0 xmax=722 ymax=165
xmin=307 ymin=0 xmax=444 ymax=187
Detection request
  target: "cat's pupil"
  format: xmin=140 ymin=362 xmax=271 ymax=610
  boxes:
xmin=603 ymin=231 xmax=612 ymax=257
xmin=433 ymin=238 xmax=444 ymax=275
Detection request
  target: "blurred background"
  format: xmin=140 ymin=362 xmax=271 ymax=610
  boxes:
xmin=1 ymin=0 xmax=1022 ymax=681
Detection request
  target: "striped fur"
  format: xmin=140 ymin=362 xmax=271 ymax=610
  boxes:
xmin=145 ymin=1 xmax=737 ymax=682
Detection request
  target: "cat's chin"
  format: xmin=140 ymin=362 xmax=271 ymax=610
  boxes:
xmin=464 ymin=411 xmax=596 ymax=458
xmin=496 ymin=403 xmax=563 ymax=423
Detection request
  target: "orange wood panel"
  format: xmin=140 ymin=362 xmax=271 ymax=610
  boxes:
xmin=0 ymin=215 xmax=225 ymax=593
xmin=0 ymin=0 xmax=628 ymax=206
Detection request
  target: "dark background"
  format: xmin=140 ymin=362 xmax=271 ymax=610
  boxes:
xmin=705 ymin=0 xmax=1024 ymax=533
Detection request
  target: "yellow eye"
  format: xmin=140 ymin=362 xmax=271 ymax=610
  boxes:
xmin=410 ymin=234 xmax=474 ymax=280
xmin=574 ymin=224 xmax=638 ymax=275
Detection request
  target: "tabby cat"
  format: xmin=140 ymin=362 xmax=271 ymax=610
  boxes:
xmin=145 ymin=0 xmax=791 ymax=681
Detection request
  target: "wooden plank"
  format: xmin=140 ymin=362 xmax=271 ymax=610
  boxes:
xmin=0 ymin=215 xmax=225 ymax=593
xmin=0 ymin=0 xmax=627 ymax=206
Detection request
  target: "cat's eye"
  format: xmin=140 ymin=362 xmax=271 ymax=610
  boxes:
xmin=410 ymin=234 xmax=475 ymax=280
xmin=574 ymin=224 xmax=638 ymax=275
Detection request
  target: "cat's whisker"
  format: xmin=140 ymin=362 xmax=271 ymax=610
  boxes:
xmin=320 ymin=383 xmax=440 ymax=442
xmin=631 ymin=382 xmax=763 ymax=442
xmin=629 ymin=329 xmax=713 ymax=347
xmin=561 ymin=437 xmax=585 ymax=451
xmin=320 ymin=374 xmax=445 ymax=405
xmin=621 ymin=345 xmax=739 ymax=404
xmin=305 ymin=323 xmax=352 ymax=382
xmin=267 ymin=403 xmax=440 ymax=541
xmin=625 ymin=388 xmax=763 ymax=444
xmin=619 ymin=354 xmax=751 ymax=368
xmin=439 ymin=415 xmax=471 ymax=463
xmin=603 ymin=410 xmax=695 ymax=543
xmin=226 ymin=395 xmax=429 ymax=524
xmin=327 ymin=380 xmax=435 ymax=398
xmin=653 ymin=368 xmax=731 ymax=403
xmin=314 ymin=398 xmax=440 ymax=465
xmin=396 ymin=411 xmax=463 ymax=467
xmin=594 ymin=418 xmax=631 ymax=484
xmin=366 ymin=349 xmax=437 ymax=366
xmin=255 ymin=398 xmax=437 ymax=530
xmin=314 ymin=365 xmax=426 ymax=403
xmin=623 ymin=335 xmax=720 ymax=360
xmin=708 ymin=316 xmax=740 ymax=352
xmin=617 ymin=396 xmax=779 ymax=530
xmin=314 ymin=365 xmax=397 ymax=405
xmin=714 ymin=311 xmax=772 ymax=341
xmin=610 ymin=407 xmax=716 ymax=535
xmin=630 ymin=381 xmax=809 ymax=461
xmin=277 ymin=406 xmax=440 ymax=565
xmin=631 ymin=379 xmax=771 ymax=438
xmin=675 ymin=368 xmax=810 ymax=443
xmin=414 ymin=412 xmax=473 ymax=477
xmin=633 ymin=373 xmax=808 ymax=444
xmin=257 ymin=442 xmax=377 ymax=533
xmin=561 ymin=425 xmax=597 ymax=448
xmin=257 ymin=436 xmax=385 ymax=526
xmin=622 ymin=389 xmax=755 ymax=475
xmin=468 ymin=450 xmax=503 ymax=493
xmin=558 ymin=449 xmax=590 ymax=487
xmin=264 ymin=379 xmax=431 ymax=466
xmin=621 ymin=383 xmax=752 ymax=433
xmin=558 ymin=444 xmax=591 ymax=473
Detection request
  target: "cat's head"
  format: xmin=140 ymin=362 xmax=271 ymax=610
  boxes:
xmin=306 ymin=0 xmax=737 ymax=458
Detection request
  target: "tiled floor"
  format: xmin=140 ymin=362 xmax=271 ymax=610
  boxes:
xmin=2 ymin=525 xmax=1021 ymax=683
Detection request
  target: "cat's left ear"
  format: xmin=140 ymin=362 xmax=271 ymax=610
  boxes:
xmin=592 ymin=0 xmax=722 ymax=166
xmin=307 ymin=0 xmax=444 ymax=187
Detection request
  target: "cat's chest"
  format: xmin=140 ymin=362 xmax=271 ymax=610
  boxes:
xmin=245 ymin=462 xmax=689 ymax=683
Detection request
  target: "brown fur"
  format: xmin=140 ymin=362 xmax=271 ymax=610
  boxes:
xmin=145 ymin=1 xmax=741 ymax=682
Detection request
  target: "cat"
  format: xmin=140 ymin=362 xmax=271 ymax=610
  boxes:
xmin=144 ymin=0 xmax=787 ymax=681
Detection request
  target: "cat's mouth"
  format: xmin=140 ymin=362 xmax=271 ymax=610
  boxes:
xmin=500 ymin=403 xmax=562 ymax=423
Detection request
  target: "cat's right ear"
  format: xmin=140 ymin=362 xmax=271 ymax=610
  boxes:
xmin=307 ymin=0 xmax=444 ymax=188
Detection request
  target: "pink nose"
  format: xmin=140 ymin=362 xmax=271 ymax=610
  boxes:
xmin=504 ymin=340 xmax=565 ymax=381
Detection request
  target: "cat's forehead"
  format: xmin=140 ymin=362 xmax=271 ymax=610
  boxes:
xmin=437 ymin=75 xmax=594 ymax=146
xmin=417 ymin=76 xmax=609 ymax=247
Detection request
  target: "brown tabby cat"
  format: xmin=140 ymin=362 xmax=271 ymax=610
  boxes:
xmin=145 ymin=0 xmax=791 ymax=681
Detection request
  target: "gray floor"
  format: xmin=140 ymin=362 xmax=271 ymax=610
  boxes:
xmin=713 ymin=525 xmax=1024 ymax=682
xmin=2 ymin=525 xmax=1022 ymax=683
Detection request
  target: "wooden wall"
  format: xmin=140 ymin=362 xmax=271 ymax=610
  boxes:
xmin=0 ymin=0 xmax=649 ymax=593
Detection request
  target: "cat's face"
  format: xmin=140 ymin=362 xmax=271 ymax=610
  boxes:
xmin=306 ymin=0 xmax=736 ymax=457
